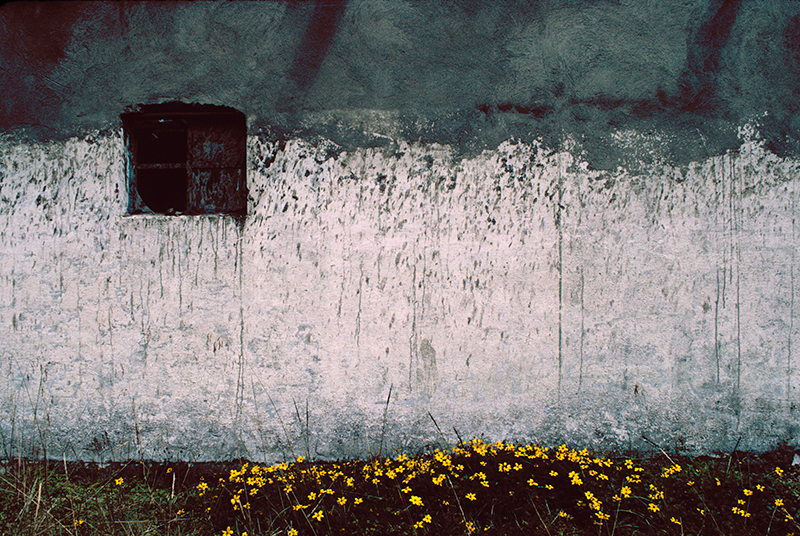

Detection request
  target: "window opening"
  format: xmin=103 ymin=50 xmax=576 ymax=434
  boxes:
xmin=121 ymin=103 xmax=247 ymax=215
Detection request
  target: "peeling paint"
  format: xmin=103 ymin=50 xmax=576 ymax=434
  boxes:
xmin=0 ymin=128 xmax=799 ymax=460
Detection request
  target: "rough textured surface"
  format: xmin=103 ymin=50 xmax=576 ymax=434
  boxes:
xmin=1 ymin=1 xmax=800 ymax=163
xmin=0 ymin=126 xmax=798 ymax=460
xmin=1 ymin=1 xmax=799 ymax=461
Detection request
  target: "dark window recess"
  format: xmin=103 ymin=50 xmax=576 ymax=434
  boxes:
xmin=121 ymin=103 xmax=247 ymax=215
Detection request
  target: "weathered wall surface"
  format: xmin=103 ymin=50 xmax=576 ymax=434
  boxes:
xmin=0 ymin=124 xmax=798 ymax=460
xmin=2 ymin=0 xmax=800 ymax=460
xmin=2 ymin=1 xmax=800 ymax=163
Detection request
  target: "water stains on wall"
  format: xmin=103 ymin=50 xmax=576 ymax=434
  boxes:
xmin=1 ymin=0 xmax=800 ymax=459
xmin=0 ymin=122 xmax=798 ymax=459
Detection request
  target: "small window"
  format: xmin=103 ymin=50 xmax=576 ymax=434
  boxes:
xmin=121 ymin=103 xmax=247 ymax=215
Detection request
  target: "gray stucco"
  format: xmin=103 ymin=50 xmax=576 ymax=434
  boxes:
xmin=3 ymin=1 xmax=800 ymax=162
xmin=1 ymin=1 xmax=799 ymax=460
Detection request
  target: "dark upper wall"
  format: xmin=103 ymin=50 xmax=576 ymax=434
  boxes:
xmin=1 ymin=0 xmax=799 ymax=167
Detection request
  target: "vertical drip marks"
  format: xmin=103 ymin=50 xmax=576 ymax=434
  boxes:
xmin=176 ymin=223 xmax=182 ymax=318
xmin=212 ymin=219 xmax=220 ymax=279
xmin=158 ymin=230 xmax=165 ymax=299
xmin=712 ymin=156 xmax=721 ymax=384
xmin=578 ymin=265 xmax=584 ymax=393
xmin=235 ymin=218 xmax=246 ymax=420
xmin=107 ymin=307 xmax=113 ymax=373
xmin=140 ymin=279 xmax=151 ymax=377
xmin=194 ymin=220 xmax=204 ymax=287
xmin=789 ymin=211 xmax=796 ymax=405
xmin=355 ymin=261 xmax=363 ymax=355
xmin=409 ymin=263 xmax=417 ymax=393
xmin=732 ymin=154 xmax=741 ymax=390
xmin=76 ymin=284 xmax=82 ymax=361
xmin=337 ymin=255 xmax=346 ymax=320
xmin=714 ymin=268 xmax=720 ymax=384
xmin=556 ymin=160 xmax=563 ymax=401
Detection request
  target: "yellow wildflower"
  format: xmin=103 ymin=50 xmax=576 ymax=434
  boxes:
xmin=222 ymin=528 xmax=233 ymax=536
xmin=776 ymin=498 xmax=785 ymax=506
xmin=568 ymin=471 xmax=583 ymax=485
xmin=287 ymin=530 xmax=298 ymax=536
xmin=410 ymin=495 xmax=424 ymax=506
xmin=115 ymin=477 xmax=124 ymax=486
xmin=648 ymin=503 xmax=660 ymax=512
xmin=776 ymin=467 xmax=785 ymax=476
xmin=466 ymin=493 xmax=477 ymax=501
xmin=311 ymin=511 xmax=324 ymax=521
xmin=354 ymin=497 xmax=364 ymax=505
xmin=743 ymin=489 xmax=753 ymax=496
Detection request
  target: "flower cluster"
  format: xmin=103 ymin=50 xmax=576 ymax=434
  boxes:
xmin=190 ymin=441 xmax=800 ymax=536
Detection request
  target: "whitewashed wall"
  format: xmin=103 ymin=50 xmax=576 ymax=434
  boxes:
xmin=0 ymin=125 xmax=798 ymax=461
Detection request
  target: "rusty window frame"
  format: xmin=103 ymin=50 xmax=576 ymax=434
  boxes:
xmin=121 ymin=104 xmax=247 ymax=216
